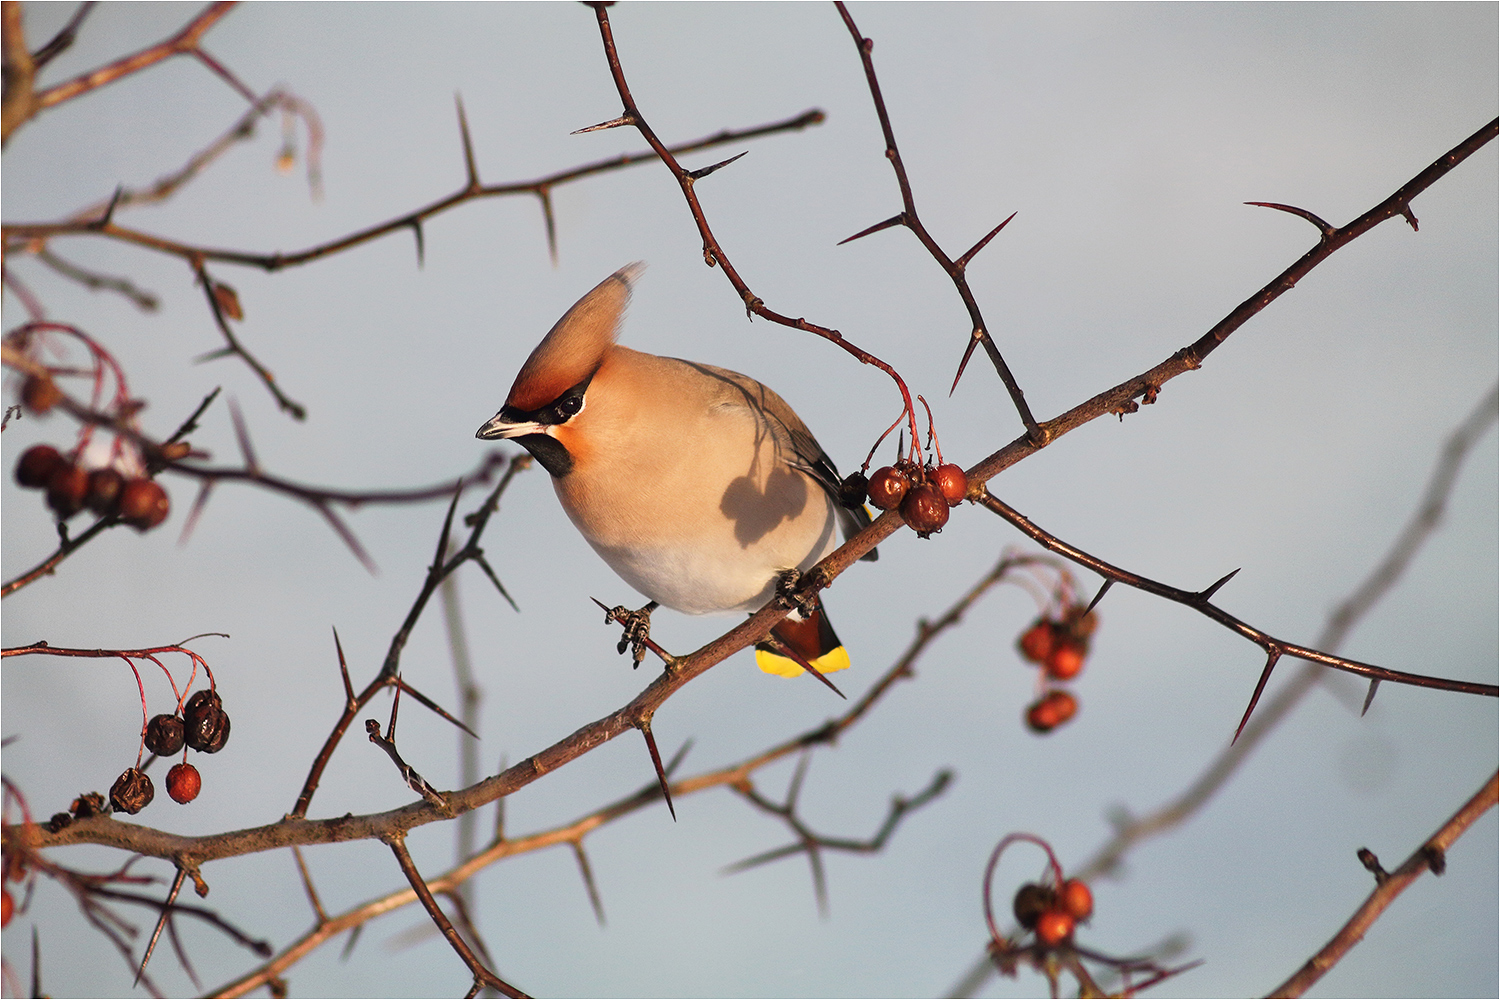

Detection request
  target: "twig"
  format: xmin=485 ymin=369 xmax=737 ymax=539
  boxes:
xmin=1266 ymin=771 xmax=1498 ymax=998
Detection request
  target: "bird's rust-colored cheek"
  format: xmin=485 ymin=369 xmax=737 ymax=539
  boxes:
xmin=551 ymin=423 xmax=587 ymax=470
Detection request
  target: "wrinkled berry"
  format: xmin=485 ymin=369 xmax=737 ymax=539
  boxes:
xmin=838 ymin=472 xmax=869 ymax=510
xmin=866 ymin=466 xmax=910 ymax=510
xmin=144 ymin=714 xmax=186 ymax=756
xmin=69 ymin=792 xmax=105 ymax=818
xmin=109 ymin=768 xmax=154 ymax=815
xmin=900 ymin=483 xmax=949 ymax=536
xmin=183 ymin=689 xmax=230 ymax=753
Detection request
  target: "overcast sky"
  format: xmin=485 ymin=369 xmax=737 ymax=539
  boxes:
xmin=3 ymin=4 xmax=1496 ymax=997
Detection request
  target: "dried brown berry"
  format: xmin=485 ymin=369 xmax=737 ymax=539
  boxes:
xmin=1018 ymin=619 xmax=1055 ymax=664
xmin=144 ymin=714 xmax=186 ymax=756
xmin=109 ymin=767 xmax=154 ymax=815
xmin=183 ymin=689 xmax=230 ymax=753
xmin=931 ymin=463 xmax=968 ymax=506
xmin=1025 ymin=689 xmax=1079 ymax=733
xmin=166 ymin=762 xmax=202 ymax=804
xmin=838 ymin=472 xmax=869 ymax=510
xmin=15 ymin=444 xmax=65 ymax=488
xmin=21 ymin=374 xmax=62 ymax=414
xmin=900 ymin=483 xmax=949 ymax=536
xmin=1013 ymin=882 xmax=1052 ymax=930
xmin=866 ymin=466 xmax=910 ymax=510
xmin=118 ymin=478 xmax=170 ymax=531
xmin=1045 ymin=642 xmax=1085 ymax=681
xmin=1060 ymin=878 xmax=1093 ymax=922
xmin=85 ymin=468 xmax=126 ymax=516
xmin=69 ymin=792 xmax=105 ymax=818
xmin=1035 ymin=908 xmax=1074 ymax=946
xmin=45 ymin=463 xmax=89 ymax=518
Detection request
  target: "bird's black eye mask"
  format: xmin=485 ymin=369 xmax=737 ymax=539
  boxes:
xmin=496 ymin=376 xmax=592 ymax=478
xmin=501 ymin=375 xmax=591 ymax=428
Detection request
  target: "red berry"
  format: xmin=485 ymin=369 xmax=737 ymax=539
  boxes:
xmin=1026 ymin=689 xmax=1078 ymax=733
xmin=1018 ymin=620 xmax=1054 ymax=663
xmin=119 ymin=478 xmax=170 ymax=531
xmin=166 ymin=762 xmax=202 ymax=804
xmin=1 ymin=887 xmax=12 ymax=928
xmin=1060 ymin=878 xmax=1093 ymax=922
xmin=45 ymin=463 xmax=89 ymax=518
xmin=931 ymin=463 xmax=968 ymax=506
xmin=86 ymin=468 xmax=126 ymax=516
xmin=1034 ymin=908 xmax=1074 ymax=946
xmin=901 ymin=483 xmax=949 ymax=536
xmin=1045 ymin=642 xmax=1085 ymax=680
xmin=20 ymin=374 xmax=62 ymax=414
xmin=15 ymin=444 xmax=64 ymax=488
xmin=866 ymin=466 xmax=910 ymax=510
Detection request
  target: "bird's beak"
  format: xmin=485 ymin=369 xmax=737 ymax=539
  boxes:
xmin=475 ymin=413 xmax=549 ymax=440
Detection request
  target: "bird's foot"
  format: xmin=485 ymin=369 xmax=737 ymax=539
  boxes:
xmin=604 ymin=600 xmax=658 ymax=667
xmin=774 ymin=568 xmax=825 ymax=618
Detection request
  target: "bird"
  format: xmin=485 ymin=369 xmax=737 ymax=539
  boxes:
xmin=475 ymin=263 xmax=874 ymax=681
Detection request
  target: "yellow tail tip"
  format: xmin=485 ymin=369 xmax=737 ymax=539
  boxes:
xmin=755 ymin=645 xmax=851 ymax=678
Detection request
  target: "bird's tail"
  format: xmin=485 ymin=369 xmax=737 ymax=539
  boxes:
xmin=754 ymin=600 xmax=852 ymax=677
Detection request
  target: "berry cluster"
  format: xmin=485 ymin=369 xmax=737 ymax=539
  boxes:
xmin=1013 ymin=875 xmax=1094 ymax=946
xmin=107 ymin=689 xmax=231 ymax=815
xmin=15 ymin=443 xmax=170 ymax=531
xmin=841 ymin=461 xmax=967 ymax=537
xmin=1018 ymin=602 xmax=1096 ymax=734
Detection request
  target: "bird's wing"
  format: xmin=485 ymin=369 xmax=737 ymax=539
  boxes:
xmin=684 ymin=361 xmax=878 ymax=560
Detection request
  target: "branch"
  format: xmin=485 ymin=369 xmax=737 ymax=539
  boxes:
xmin=1266 ymin=771 xmax=1498 ymax=998
xmin=833 ymin=3 xmax=1038 ymax=438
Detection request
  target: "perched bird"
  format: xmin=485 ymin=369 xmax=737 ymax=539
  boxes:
xmin=476 ymin=263 xmax=874 ymax=679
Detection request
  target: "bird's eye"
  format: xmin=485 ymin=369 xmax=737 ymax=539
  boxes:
xmin=553 ymin=395 xmax=583 ymax=421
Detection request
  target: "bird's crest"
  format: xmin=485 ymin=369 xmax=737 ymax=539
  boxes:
xmin=505 ymin=263 xmax=645 ymax=411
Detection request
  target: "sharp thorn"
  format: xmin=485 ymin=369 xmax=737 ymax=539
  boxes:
xmin=1082 ymin=578 xmax=1114 ymax=617
xmin=639 ymin=723 xmax=676 ymax=820
xmin=837 ymin=213 xmax=905 ymax=246
xmin=1199 ymin=568 xmax=1241 ymax=602
xmin=1361 ymin=679 xmax=1381 ymax=716
xmin=1232 ymin=649 xmax=1281 ymax=744
xmin=571 ymin=113 xmax=636 ymax=135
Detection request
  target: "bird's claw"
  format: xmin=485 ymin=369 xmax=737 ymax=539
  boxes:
xmin=606 ymin=602 xmax=656 ymax=666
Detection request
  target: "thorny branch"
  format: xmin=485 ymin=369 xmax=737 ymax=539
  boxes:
xmin=833 ymin=3 xmax=1038 ymax=439
xmin=948 ymin=383 xmax=1499 ymax=998
xmin=49 ymin=551 xmax=1036 ymax=998
xmin=2 ymin=1 xmax=248 ymax=147
xmin=580 ymin=2 xmax=928 ymax=468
